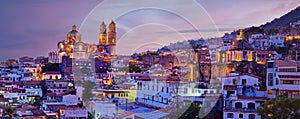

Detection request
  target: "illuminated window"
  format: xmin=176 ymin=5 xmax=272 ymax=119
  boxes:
xmin=79 ymin=45 xmax=83 ymax=51
xmin=222 ymin=53 xmax=225 ymax=62
xmin=216 ymin=52 xmax=220 ymax=62
xmin=248 ymin=53 xmax=253 ymax=61
xmin=283 ymin=80 xmax=294 ymax=84
xmin=236 ymin=53 xmax=241 ymax=61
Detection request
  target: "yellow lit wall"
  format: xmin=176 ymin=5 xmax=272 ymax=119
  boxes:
xmin=236 ymin=53 xmax=241 ymax=61
xmin=248 ymin=53 xmax=253 ymax=61
xmin=216 ymin=52 xmax=220 ymax=62
xmin=99 ymin=34 xmax=106 ymax=44
xmin=189 ymin=64 xmax=193 ymax=82
xmin=222 ymin=53 xmax=225 ymax=63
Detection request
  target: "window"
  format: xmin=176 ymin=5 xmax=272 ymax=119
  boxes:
xmin=227 ymin=91 xmax=235 ymax=97
xmin=167 ymin=87 xmax=169 ymax=93
xmin=268 ymin=73 xmax=273 ymax=86
xmin=184 ymin=88 xmax=188 ymax=94
xmin=249 ymin=114 xmax=255 ymax=119
xmin=233 ymin=79 xmax=237 ymax=85
xmin=248 ymin=103 xmax=255 ymax=109
xmin=242 ymin=79 xmax=246 ymax=85
xmin=235 ymin=102 xmax=242 ymax=108
xmin=227 ymin=113 xmax=234 ymax=118
xmin=239 ymin=114 xmax=243 ymax=118
xmin=267 ymin=62 xmax=274 ymax=68
xmin=282 ymin=80 xmax=294 ymax=84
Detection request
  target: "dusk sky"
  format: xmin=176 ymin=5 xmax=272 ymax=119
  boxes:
xmin=0 ymin=0 xmax=299 ymax=61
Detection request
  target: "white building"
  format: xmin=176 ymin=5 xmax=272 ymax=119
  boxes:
xmin=248 ymin=34 xmax=264 ymax=44
xmin=24 ymin=81 xmax=43 ymax=103
xmin=135 ymin=75 xmax=176 ymax=109
xmin=248 ymin=34 xmax=270 ymax=50
xmin=266 ymin=60 xmax=300 ymax=98
xmin=222 ymin=73 xmax=266 ymax=119
xmin=269 ymin=35 xmax=285 ymax=47
xmin=43 ymin=71 xmax=62 ymax=80
xmin=255 ymin=50 xmax=281 ymax=64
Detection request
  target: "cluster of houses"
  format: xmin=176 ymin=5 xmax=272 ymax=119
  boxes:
xmin=1 ymin=17 xmax=300 ymax=119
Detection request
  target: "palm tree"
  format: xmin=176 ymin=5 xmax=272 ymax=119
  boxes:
xmin=2 ymin=106 xmax=16 ymax=119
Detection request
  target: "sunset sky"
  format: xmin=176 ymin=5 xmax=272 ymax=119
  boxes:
xmin=0 ymin=0 xmax=299 ymax=61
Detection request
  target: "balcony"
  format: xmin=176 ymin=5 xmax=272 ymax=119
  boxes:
xmin=223 ymin=107 xmax=257 ymax=113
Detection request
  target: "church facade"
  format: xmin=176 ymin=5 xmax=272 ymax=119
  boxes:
xmin=49 ymin=21 xmax=117 ymax=80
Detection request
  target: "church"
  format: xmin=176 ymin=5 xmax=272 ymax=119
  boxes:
xmin=48 ymin=21 xmax=117 ymax=63
xmin=48 ymin=21 xmax=117 ymax=80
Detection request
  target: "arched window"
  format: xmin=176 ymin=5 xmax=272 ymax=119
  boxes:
xmin=248 ymin=102 xmax=255 ymax=109
xmin=239 ymin=114 xmax=243 ymax=118
xmin=227 ymin=113 xmax=234 ymax=118
xmin=249 ymin=114 xmax=255 ymax=119
xmin=235 ymin=102 xmax=242 ymax=108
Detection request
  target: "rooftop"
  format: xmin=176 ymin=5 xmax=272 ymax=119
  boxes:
xmin=275 ymin=60 xmax=298 ymax=67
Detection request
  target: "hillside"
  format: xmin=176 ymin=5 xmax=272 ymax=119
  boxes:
xmin=261 ymin=6 xmax=300 ymax=30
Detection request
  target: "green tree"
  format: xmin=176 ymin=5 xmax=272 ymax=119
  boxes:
xmin=267 ymin=28 xmax=279 ymax=35
xmin=82 ymin=80 xmax=96 ymax=102
xmin=41 ymin=63 xmax=61 ymax=72
xmin=129 ymin=64 xmax=142 ymax=73
xmin=2 ymin=106 xmax=16 ymax=119
xmin=258 ymin=95 xmax=300 ymax=119
xmin=178 ymin=101 xmax=202 ymax=119
xmin=80 ymin=66 xmax=90 ymax=75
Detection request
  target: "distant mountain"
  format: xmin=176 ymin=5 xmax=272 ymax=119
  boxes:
xmin=261 ymin=6 xmax=300 ymax=30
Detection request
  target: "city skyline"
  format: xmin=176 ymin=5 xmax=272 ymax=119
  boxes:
xmin=0 ymin=0 xmax=299 ymax=61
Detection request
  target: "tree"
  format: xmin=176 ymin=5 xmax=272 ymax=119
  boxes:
xmin=244 ymin=26 xmax=265 ymax=40
xmin=267 ymin=28 xmax=279 ymax=35
xmin=2 ymin=106 xmax=16 ymax=119
xmin=80 ymin=66 xmax=90 ymax=75
xmin=82 ymin=80 xmax=96 ymax=102
xmin=129 ymin=64 xmax=142 ymax=73
xmin=258 ymin=95 xmax=300 ymax=119
xmin=41 ymin=63 xmax=61 ymax=72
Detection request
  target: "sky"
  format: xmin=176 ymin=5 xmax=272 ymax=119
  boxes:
xmin=0 ymin=0 xmax=299 ymax=61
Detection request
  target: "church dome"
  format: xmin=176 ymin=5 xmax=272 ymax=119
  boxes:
xmin=67 ymin=25 xmax=81 ymax=43
xmin=68 ymin=25 xmax=79 ymax=34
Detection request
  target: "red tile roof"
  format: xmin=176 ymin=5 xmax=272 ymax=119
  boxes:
xmin=24 ymin=81 xmax=41 ymax=85
xmin=275 ymin=60 xmax=298 ymax=67
xmin=11 ymin=88 xmax=25 ymax=92
xmin=256 ymin=50 xmax=276 ymax=55
xmin=0 ymin=97 xmax=9 ymax=102
xmin=223 ymin=85 xmax=237 ymax=90
xmin=46 ymin=104 xmax=67 ymax=112
xmin=43 ymin=71 xmax=61 ymax=74
xmin=31 ymin=109 xmax=46 ymax=116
